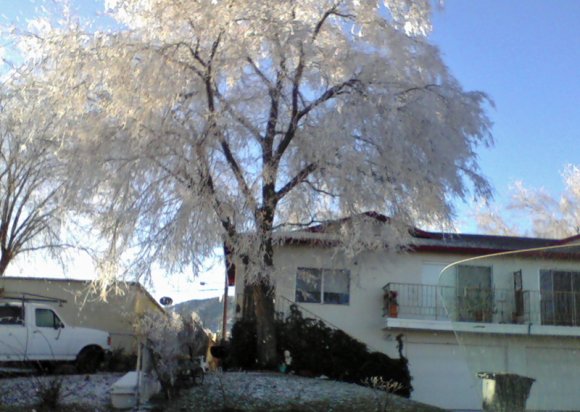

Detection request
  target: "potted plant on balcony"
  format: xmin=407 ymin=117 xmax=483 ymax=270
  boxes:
xmin=386 ymin=290 xmax=399 ymax=318
xmin=463 ymin=287 xmax=495 ymax=322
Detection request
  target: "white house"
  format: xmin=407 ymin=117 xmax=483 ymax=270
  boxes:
xmin=232 ymin=213 xmax=580 ymax=412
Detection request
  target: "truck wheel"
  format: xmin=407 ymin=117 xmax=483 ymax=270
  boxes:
xmin=76 ymin=346 xmax=103 ymax=374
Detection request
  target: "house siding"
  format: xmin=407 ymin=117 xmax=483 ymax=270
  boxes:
xmin=0 ymin=277 xmax=164 ymax=353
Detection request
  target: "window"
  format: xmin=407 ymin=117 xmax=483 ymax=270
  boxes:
xmin=295 ymin=268 xmax=350 ymax=305
xmin=35 ymin=309 xmax=63 ymax=329
xmin=0 ymin=304 xmax=24 ymax=325
xmin=540 ymin=270 xmax=580 ymax=326
xmin=456 ymin=265 xmax=493 ymax=322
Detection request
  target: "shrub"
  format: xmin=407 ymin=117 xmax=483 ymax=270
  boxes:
xmin=227 ymin=305 xmax=412 ymax=397
xmin=179 ymin=312 xmax=210 ymax=358
xmin=362 ymin=376 xmax=406 ymax=411
xmin=35 ymin=376 xmax=63 ymax=411
xmin=136 ymin=311 xmax=183 ymax=398
xmin=135 ymin=310 xmax=207 ymax=399
xmin=225 ymin=318 xmax=257 ymax=370
xmin=358 ymin=352 xmax=411 ymax=397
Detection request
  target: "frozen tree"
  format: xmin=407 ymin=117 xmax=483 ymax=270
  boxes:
xmin=135 ymin=310 xmax=207 ymax=398
xmin=474 ymin=205 xmax=519 ymax=237
xmin=476 ymin=165 xmax=580 ymax=238
xmin=178 ymin=312 xmax=210 ymax=359
xmin=7 ymin=0 xmax=493 ymax=366
xmin=135 ymin=310 xmax=185 ymax=398
xmin=0 ymin=86 xmax=66 ymax=275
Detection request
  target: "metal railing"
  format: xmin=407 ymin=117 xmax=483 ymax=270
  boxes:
xmin=524 ymin=290 xmax=580 ymax=327
xmin=383 ymin=282 xmax=450 ymax=321
xmin=384 ymin=282 xmax=580 ymax=327
xmin=274 ymin=295 xmax=384 ymax=353
xmin=274 ymin=295 xmax=343 ymax=330
xmin=383 ymin=282 xmax=520 ymax=324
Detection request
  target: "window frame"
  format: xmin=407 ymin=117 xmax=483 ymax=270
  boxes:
xmin=295 ymin=267 xmax=350 ymax=305
xmin=455 ymin=265 xmax=493 ymax=322
xmin=539 ymin=269 xmax=580 ymax=326
xmin=35 ymin=308 xmax=64 ymax=329
xmin=0 ymin=304 xmax=25 ymax=325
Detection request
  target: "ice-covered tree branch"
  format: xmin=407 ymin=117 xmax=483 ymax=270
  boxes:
xmin=4 ymin=0 xmax=493 ymax=366
xmin=476 ymin=165 xmax=580 ymax=238
xmin=0 ymin=88 xmax=68 ymax=275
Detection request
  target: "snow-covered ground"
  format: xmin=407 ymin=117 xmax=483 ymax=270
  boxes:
xmin=168 ymin=372 xmax=445 ymax=412
xmin=0 ymin=372 xmax=122 ymax=410
xmin=0 ymin=371 xmax=445 ymax=411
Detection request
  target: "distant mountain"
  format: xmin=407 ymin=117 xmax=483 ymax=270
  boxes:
xmin=172 ymin=296 xmax=235 ymax=334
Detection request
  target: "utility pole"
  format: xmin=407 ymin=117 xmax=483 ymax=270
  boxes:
xmin=221 ymin=269 xmax=229 ymax=342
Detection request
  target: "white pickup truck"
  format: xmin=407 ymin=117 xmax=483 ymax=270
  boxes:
xmin=0 ymin=299 xmax=111 ymax=372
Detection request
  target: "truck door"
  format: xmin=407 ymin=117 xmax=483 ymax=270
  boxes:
xmin=0 ymin=303 xmax=27 ymax=361
xmin=27 ymin=307 xmax=70 ymax=360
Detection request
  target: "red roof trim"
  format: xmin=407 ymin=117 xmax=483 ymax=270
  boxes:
xmin=411 ymin=245 xmax=509 ymax=255
xmin=556 ymin=233 xmax=580 ymax=245
xmin=277 ymin=238 xmax=561 ymax=256
xmin=277 ymin=238 xmax=341 ymax=247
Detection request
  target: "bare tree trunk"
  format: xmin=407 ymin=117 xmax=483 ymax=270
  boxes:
xmin=252 ymin=278 xmax=278 ymax=368
xmin=0 ymin=251 xmax=11 ymax=276
xmin=230 ymin=232 xmax=279 ymax=368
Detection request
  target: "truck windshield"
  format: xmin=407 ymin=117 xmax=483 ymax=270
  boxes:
xmin=0 ymin=304 xmax=24 ymax=325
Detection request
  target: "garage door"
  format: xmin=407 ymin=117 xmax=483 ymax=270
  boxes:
xmin=407 ymin=342 xmax=483 ymax=411
xmin=526 ymin=346 xmax=580 ymax=411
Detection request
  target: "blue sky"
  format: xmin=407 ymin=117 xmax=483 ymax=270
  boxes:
xmin=430 ymin=1 xmax=580 ymax=231
xmin=2 ymin=1 xmax=580 ymax=301
xmin=3 ymin=0 xmax=578 ymax=219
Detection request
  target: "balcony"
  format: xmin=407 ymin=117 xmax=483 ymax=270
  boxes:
xmin=523 ymin=289 xmax=580 ymax=327
xmin=383 ymin=282 xmax=580 ymax=335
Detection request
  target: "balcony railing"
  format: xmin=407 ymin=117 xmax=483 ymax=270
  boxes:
xmin=383 ymin=282 xmax=451 ymax=321
xmin=383 ymin=282 xmax=580 ymax=327
xmin=524 ymin=290 xmax=580 ymax=327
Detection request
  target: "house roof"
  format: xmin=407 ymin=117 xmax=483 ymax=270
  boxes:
xmin=0 ymin=276 xmax=164 ymax=311
xmin=409 ymin=231 xmax=558 ymax=254
xmin=224 ymin=212 xmax=580 ymax=284
xmin=276 ymin=211 xmax=580 ymax=255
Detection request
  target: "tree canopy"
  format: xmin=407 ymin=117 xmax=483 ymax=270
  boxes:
xmin=4 ymin=0 xmax=494 ymax=365
xmin=476 ymin=164 xmax=580 ymax=238
xmin=5 ymin=0 xmax=493 ymax=276
xmin=0 ymin=86 xmax=67 ymax=275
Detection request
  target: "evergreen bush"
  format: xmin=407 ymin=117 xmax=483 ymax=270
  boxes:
xmin=227 ymin=305 xmax=412 ymax=397
xmin=226 ymin=318 xmax=258 ymax=369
